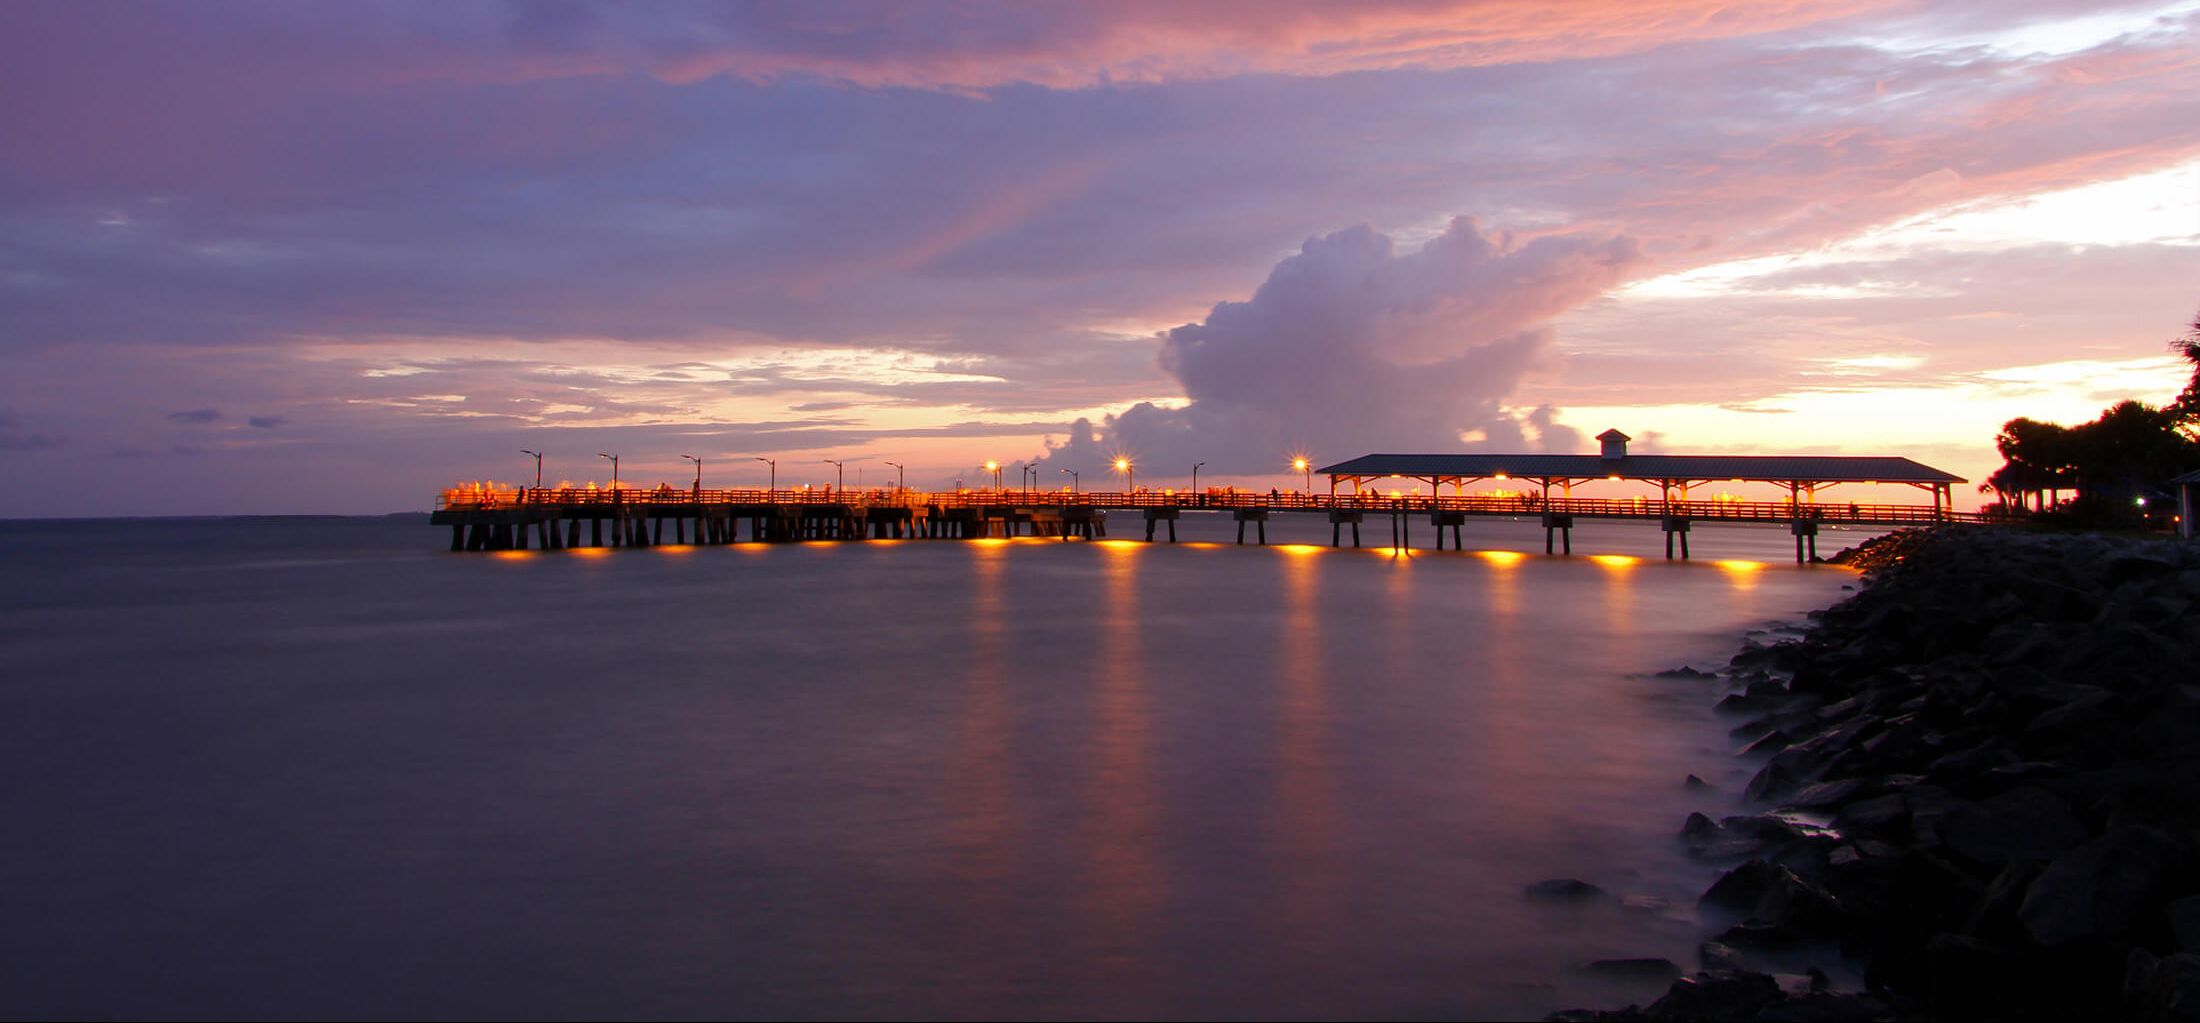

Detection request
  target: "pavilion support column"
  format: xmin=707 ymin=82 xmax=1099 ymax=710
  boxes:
xmin=450 ymin=522 xmax=465 ymax=551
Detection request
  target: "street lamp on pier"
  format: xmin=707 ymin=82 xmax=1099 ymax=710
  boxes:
xmin=520 ymin=449 xmax=542 ymax=498
xmin=1113 ymin=456 xmax=1133 ymax=494
xmin=682 ymin=454 xmax=702 ymax=497
xmin=883 ymin=461 xmax=906 ymax=494
xmin=598 ymin=452 xmax=619 ymax=487
xmin=1192 ymin=461 xmax=1205 ymax=495
xmin=1292 ymin=455 xmax=1311 ymax=495
xmin=1019 ymin=462 xmax=1037 ymax=495
xmin=1061 ymin=467 xmax=1079 ymax=494
xmin=984 ymin=460 xmax=1002 ymax=491
xmin=823 ymin=458 xmax=845 ymax=493
xmin=753 ymin=456 xmax=776 ymax=496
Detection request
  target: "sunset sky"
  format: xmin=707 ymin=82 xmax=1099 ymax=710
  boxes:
xmin=3 ymin=1 xmax=2196 ymax=515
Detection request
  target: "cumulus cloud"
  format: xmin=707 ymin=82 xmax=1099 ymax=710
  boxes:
xmin=1038 ymin=217 xmax=1637 ymax=475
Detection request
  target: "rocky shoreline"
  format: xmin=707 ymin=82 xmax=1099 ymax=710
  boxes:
xmin=1550 ymin=527 xmax=2200 ymax=1022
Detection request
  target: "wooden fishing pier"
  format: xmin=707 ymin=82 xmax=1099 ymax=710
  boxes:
xmin=433 ymin=432 xmax=1976 ymax=563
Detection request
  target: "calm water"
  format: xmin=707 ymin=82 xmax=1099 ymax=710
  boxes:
xmin=0 ymin=514 xmax=1870 ymax=1019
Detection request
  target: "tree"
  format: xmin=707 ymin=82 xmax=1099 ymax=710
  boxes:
xmin=2171 ymin=307 xmax=2200 ymax=435
xmin=1984 ymin=417 xmax=2074 ymax=512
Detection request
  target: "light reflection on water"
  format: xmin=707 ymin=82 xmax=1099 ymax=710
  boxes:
xmin=0 ymin=515 xmax=1868 ymax=1019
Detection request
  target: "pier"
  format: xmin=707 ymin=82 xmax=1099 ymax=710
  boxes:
xmin=434 ymin=432 xmax=1974 ymax=562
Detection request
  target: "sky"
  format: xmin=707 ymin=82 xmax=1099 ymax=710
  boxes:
xmin=2 ymin=0 xmax=2197 ymax=516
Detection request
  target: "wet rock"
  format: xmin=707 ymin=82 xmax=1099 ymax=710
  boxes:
xmin=1701 ymin=860 xmax=1846 ymax=935
xmin=1527 ymin=878 xmax=1609 ymax=902
xmin=1584 ymin=958 xmax=1683 ymax=982
xmin=1641 ymin=970 xmax=1783 ymax=1021
xmin=1621 ymin=894 xmax=1671 ymax=913
xmin=1698 ymin=940 xmax=1749 ymax=972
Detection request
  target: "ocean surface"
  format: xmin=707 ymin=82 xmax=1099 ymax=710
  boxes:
xmin=0 ymin=513 xmax=1874 ymax=1020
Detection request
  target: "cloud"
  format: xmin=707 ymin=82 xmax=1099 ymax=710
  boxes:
xmin=518 ymin=0 xmax=1894 ymax=92
xmin=0 ymin=407 xmax=63 ymax=452
xmin=247 ymin=415 xmax=287 ymax=429
xmin=165 ymin=408 xmax=221 ymax=424
xmin=1037 ymin=217 xmax=1638 ymax=474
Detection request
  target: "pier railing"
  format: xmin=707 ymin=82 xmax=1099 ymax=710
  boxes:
xmin=436 ymin=486 xmax=1983 ymax=525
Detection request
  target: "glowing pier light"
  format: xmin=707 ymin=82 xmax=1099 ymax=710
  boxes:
xmin=1588 ymin=554 xmax=1641 ymax=568
xmin=1476 ymin=550 xmax=1528 ymax=566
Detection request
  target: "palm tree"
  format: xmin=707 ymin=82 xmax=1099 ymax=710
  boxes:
xmin=2173 ymin=307 xmax=2200 ymax=437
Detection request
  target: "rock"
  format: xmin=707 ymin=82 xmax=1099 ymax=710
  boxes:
xmin=1527 ymin=878 xmax=1609 ymax=902
xmin=1583 ymin=958 xmax=1683 ymax=982
xmin=2019 ymin=825 xmax=2188 ymax=947
xmin=1641 ymin=970 xmax=1783 ymax=1022
xmin=1782 ymin=777 xmax=1867 ymax=810
xmin=1919 ymin=932 xmax=2025 ymax=1018
xmin=1700 ymin=860 xmax=1846 ymax=936
xmin=1698 ymin=940 xmax=1749 ymax=972
xmin=1828 ymin=792 xmax=1908 ymax=837
xmin=2124 ymin=948 xmax=2200 ymax=1023
xmin=1751 ymin=991 xmax=1896 ymax=1022
xmin=1938 ymin=786 xmax=2089 ymax=868
xmin=1685 ymin=774 xmax=1711 ymax=791
xmin=2168 ymin=895 xmax=2200 ymax=953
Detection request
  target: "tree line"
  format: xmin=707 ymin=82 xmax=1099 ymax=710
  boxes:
xmin=1984 ymin=310 xmax=2200 ymax=525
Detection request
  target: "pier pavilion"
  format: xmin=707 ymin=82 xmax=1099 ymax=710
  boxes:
xmin=1316 ymin=430 xmax=1965 ymax=560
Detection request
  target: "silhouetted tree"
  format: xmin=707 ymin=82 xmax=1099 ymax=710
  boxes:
xmin=1985 ymin=417 xmax=2075 ymax=512
xmin=2171 ymin=307 xmax=2200 ymax=436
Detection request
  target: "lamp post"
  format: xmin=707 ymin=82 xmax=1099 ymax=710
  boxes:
xmin=1061 ymin=467 xmax=1079 ymax=494
xmin=1192 ymin=461 xmax=1205 ymax=494
xmin=1113 ymin=456 xmax=1133 ymax=494
xmin=1020 ymin=462 xmax=1037 ymax=495
xmin=520 ymin=449 xmax=542 ymax=500
xmin=1293 ymin=456 xmax=1311 ymax=495
xmin=883 ymin=460 xmax=906 ymax=494
xmin=753 ymin=456 xmax=776 ymax=497
xmin=824 ymin=459 xmax=845 ymax=494
xmin=682 ymin=454 xmax=702 ymax=497
xmin=598 ymin=452 xmax=619 ymax=488
xmin=984 ymin=460 xmax=1002 ymax=491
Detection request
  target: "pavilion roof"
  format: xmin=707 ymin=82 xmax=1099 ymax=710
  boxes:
xmin=1314 ymin=453 xmax=1965 ymax=485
